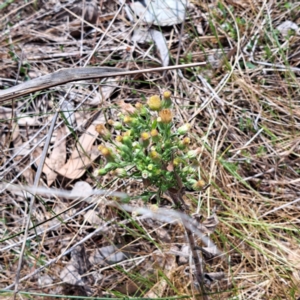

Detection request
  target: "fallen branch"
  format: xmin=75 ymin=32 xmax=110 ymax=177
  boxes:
xmin=0 ymin=62 xmax=206 ymax=103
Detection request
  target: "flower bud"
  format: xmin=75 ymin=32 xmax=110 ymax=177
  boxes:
xmin=141 ymin=132 xmax=150 ymax=147
xmin=150 ymin=129 xmax=159 ymax=137
xmin=142 ymin=170 xmax=150 ymax=179
xmin=193 ymin=180 xmax=206 ymax=191
xmin=123 ymin=130 xmax=132 ymax=137
xmin=147 ymin=95 xmax=161 ymax=111
xmin=132 ymin=141 xmax=140 ymax=149
xmin=178 ymin=137 xmax=190 ymax=150
xmin=107 ymin=119 xmax=114 ymax=126
xmin=150 ymin=129 xmax=160 ymax=142
xmin=150 ymin=150 xmax=160 ymax=160
xmin=163 ymin=90 xmax=172 ymax=107
xmin=133 ymin=148 xmax=145 ymax=159
xmin=182 ymin=137 xmax=190 ymax=145
xmin=123 ymin=116 xmax=132 ymax=124
xmin=159 ymin=109 xmax=173 ymax=124
xmin=173 ymin=157 xmax=182 ymax=166
xmin=98 ymin=144 xmax=105 ymax=151
xmin=135 ymin=102 xmax=143 ymax=109
xmin=112 ymin=121 xmax=123 ymax=130
xmin=115 ymin=135 xmax=123 ymax=143
xmin=141 ymin=132 xmax=150 ymax=141
xmin=186 ymin=147 xmax=201 ymax=159
xmin=100 ymin=147 xmax=110 ymax=157
xmin=135 ymin=102 xmax=147 ymax=116
xmin=147 ymin=164 xmax=154 ymax=171
xmin=95 ymin=124 xmax=111 ymax=140
xmin=182 ymin=166 xmax=195 ymax=174
xmin=163 ymin=90 xmax=172 ymax=100
xmin=178 ymin=142 xmax=186 ymax=150
xmin=99 ymin=147 xmax=115 ymax=162
xmin=177 ymin=123 xmax=191 ymax=135
xmin=114 ymin=168 xmax=127 ymax=178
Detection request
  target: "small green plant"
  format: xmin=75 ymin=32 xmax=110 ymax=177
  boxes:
xmin=96 ymin=92 xmax=205 ymax=200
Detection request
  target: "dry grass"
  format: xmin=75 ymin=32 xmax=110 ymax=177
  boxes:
xmin=1 ymin=0 xmax=300 ymax=299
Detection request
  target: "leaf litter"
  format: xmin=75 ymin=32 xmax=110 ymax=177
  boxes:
xmin=1 ymin=0 xmax=300 ymax=299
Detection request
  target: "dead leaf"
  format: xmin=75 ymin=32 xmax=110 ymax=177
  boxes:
xmin=70 ymin=181 xmax=93 ymax=198
xmin=131 ymin=28 xmax=152 ymax=43
xmin=122 ymin=0 xmax=189 ymax=26
xmin=131 ymin=28 xmax=169 ymax=66
xmin=178 ymin=244 xmax=189 ymax=264
xmin=150 ymin=29 xmax=169 ymax=66
xmin=60 ymin=264 xmax=84 ymax=286
xmin=155 ymin=227 xmax=171 ymax=242
xmin=90 ymin=245 xmax=127 ymax=265
xmin=60 ymin=245 xmax=91 ymax=286
xmin=57 ymin=122 xmax=100 ymax=179
xmin=118 ymin=100 xmax=136 ymax=115
xmin=38 ymin=274 xmax=53 ymax=287
xmin=277 ymin=20 xmax=299 ymax=38
xmin=166 ymin=161 xmax=174 ymax=172
xmin=46 ymin=126 xmax=67 ymax=185
xmin=84 ymin=210 xmax=103 ymax=226
xmin=17 ymin=113 xmax=41 ymax=126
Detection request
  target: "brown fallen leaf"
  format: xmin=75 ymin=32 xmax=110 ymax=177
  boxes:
xmin=46 ymin=125 xmax=67 ymax=185
xmin=57 ymin=122 xmax=100 ymax=179
xmin=118 ymin=100 xmax=136 ymax=115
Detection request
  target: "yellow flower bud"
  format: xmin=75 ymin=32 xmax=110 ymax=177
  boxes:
xmin=173 ymin=157 xmax=181 ymax=166
xmin=163 ymin=90 xmax=172 ymax=99
xmin=100 ymin=147 xmax=111 ymax=157
xmin=123 ymin=130 xmax=132 ymax=137
xmin=95 ymin=124 xmax=111 ymax=140
xmin=135 ymin=102 xmax=143 ymax=109
xmin=147 ymin=164 xmax=154 ymax=171
xmin=98 ymin=144 xmax=105 ymax=151
xmin=141 ymin=132 xmax=150 ymax=141
xmin=150 ymin=129 xmax=159 ymax=137
xmin=193 ymin=180 xmax=206 ymax=191
xmin=182 ymin=137 xmax=190 ymax=145
xmin=123 ymin=116 xmax=132 ymax=124
xmin=116 ymin=135 xmax=123 ymax=143
xmin=150 ymin=150 xmax=160 ymax=160
xmin=147 ymin=95 xmax=161 ymax=111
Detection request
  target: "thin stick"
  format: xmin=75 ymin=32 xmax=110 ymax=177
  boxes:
xmin=168 ymin=189 xmax=208 ymax=300
xmin=13 ymin=110 xmax=59 ymax=299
